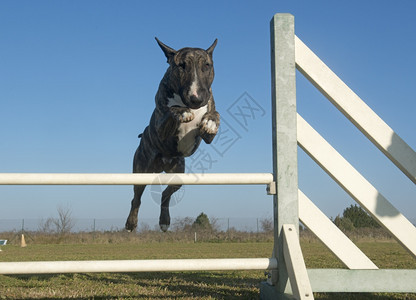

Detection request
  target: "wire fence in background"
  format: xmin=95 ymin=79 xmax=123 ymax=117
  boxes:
xmin=0 ymin=217 xmax=272 ymax=234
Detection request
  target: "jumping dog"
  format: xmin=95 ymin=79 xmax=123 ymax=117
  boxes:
xmin=125 ymin=38 xmax=220 ymax=232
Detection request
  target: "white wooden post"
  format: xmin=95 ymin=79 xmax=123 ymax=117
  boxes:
xmin=262 ymin=13 xmax=300 ymax=299
xmin=283 ymin=224 xmax=314 ymax=300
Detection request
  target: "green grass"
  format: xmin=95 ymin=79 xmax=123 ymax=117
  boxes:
xmin=0 ymin=240 xmax=415 ymax=299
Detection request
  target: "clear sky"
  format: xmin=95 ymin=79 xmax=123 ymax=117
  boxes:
xmin=1 ymin=1 xmax=415 ymax=226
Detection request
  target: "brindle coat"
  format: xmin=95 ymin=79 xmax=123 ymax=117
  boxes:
xmin=125 ymin=38 xmax=220 ymax=232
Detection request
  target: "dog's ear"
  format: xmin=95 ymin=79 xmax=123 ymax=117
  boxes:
xmin=155 ymin=37 xmax=177 ymax=63
xmin=206 ymin=39 xmax=218 ymax=57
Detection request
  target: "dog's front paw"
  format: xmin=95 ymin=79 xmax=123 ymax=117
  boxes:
xmin=201 ymin=118 xmax=218 ymax=135
xmin=200 ymin=118 xmax=219 ymax=144
xmin=172 ymin=108 xmax=194 ymax=123
xmin=180 ymin=111 xmax=194 ymax=122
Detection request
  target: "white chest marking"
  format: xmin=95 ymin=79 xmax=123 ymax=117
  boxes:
xmin=177 ymin=105 xmax=207 ymax=156
xmin=177 ymin=105 xmax=207 ymax=140
xmin=166 ymin=93 xmax=207 ymax=156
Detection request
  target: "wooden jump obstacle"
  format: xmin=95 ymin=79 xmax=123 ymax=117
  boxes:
xmin=0 ymin=13 xmax=415 ymax=300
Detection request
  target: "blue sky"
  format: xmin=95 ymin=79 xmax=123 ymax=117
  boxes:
xmin=1 ymin=1 xmax=415 ymax=227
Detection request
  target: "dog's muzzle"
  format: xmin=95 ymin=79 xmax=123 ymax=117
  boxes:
xmin=189 ymin=95 xmax=205 ymax=107
xmin=186 ymin=90 xmax=210 ymax=108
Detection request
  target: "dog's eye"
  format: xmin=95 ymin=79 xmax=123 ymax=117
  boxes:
xmin=178 ymin=62 xmax=186 ymax=69
xmin=203 ymin=63 xmax=212 ymax=71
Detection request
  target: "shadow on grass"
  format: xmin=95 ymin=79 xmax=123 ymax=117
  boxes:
xmin=4 ymin=272 xmax=416 ymax=299
xmin=3 ymin=271 xmax=263 ymax=299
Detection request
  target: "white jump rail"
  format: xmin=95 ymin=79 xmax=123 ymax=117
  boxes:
xmin=0 ymin=173 xmax=273 ymax=186
xmin=0 ymin=172 xmax=276 ymax=275
xmin=0 ymin=258 xmax=278 ymax=275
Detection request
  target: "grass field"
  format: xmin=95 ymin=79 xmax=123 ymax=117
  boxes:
xmin=0 ymin=239 xmax=415 ymax=299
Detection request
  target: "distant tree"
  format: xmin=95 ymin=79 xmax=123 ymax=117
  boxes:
xmin=38 ymin=217 xmax=56 ymax=233
xmin=334 ymin=205 xmax=380 ymax=231
xmin=37 ymin=205 xmax=75 ymax=235
xmin=193 ymin=213 xmax=212 ymax=231
xmin=172 ymin=217 xmax=194 ymax=232
xmin=334 ymin=215 xmax=355 ymax=231
xmin=209 ymin=217 xmax=221 ymax=232
xmin=260 ymin=218 xmax=273 ymax=232
xmin=53 ymin=205 xmax=75 ymax=234
xmin=342 ymin=205 xmax=380 ymax=229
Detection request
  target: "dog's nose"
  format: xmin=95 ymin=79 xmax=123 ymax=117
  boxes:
xmin=190 ymin=95 xmax=203 ymax=105
xmin=190 ymin=90 xmax=199 ymax=98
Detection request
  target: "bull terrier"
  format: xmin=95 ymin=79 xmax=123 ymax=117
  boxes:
xmin=125 ymin=38 xmax=220 ymax=232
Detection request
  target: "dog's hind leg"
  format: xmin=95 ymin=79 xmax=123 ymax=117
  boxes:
xmin=159 ymin=157 xmax=185 ymax=232
xmin=125 ymin=134 xmax=162 ymax=232
xmin=159 ymin=185 xmax=181 ymax=232
xmin=125 ymin=184 xmax=146 ymax=232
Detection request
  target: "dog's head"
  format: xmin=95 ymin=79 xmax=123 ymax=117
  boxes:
xmin=156 ymin=38 xmax=217 ymax=109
